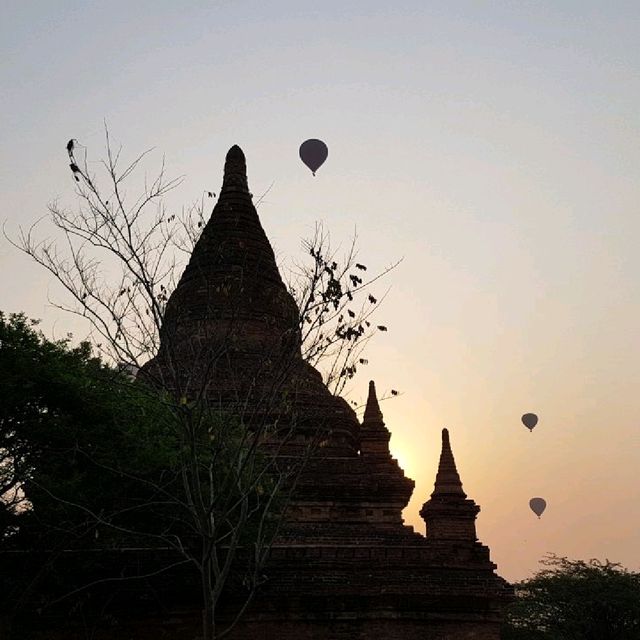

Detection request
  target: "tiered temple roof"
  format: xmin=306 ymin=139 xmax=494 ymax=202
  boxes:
xmin=142 ymin=146 xmax=513 ymax=638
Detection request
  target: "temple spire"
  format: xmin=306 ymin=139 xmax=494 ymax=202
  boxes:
xmin=165 ymin=144 xmax=287 ymax=295
xmin=220 ymin=145 xmax=249 ymax=194
xmin=431 ymin=428 xmax=466 ymax=498
xmin=362 ymin=380 xmax=384 ymax=428
xmin=153 ymin=144 xmax=301 ymax=376
xmin=420 ymin=428 xmax=479 ymax=541
xmin=359 ymin=380 xmax=414 ymax=513
xmin=359 ymin=380 xmax=390 ymax=458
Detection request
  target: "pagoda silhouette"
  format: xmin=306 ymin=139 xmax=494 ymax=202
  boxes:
xmin=140 ymin=145 xmax=513 ymax=639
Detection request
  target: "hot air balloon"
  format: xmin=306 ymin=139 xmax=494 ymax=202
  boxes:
xmin=529 ymin=497 xmax=546 ymax=518
xmin=521 ymin=413 xmax=538 ymax=432
xmin=299 ymin=139 xmax=328 ymax=176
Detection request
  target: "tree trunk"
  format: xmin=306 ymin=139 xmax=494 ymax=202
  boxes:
xmin=202 ymin=563 xmax=215 ymax=640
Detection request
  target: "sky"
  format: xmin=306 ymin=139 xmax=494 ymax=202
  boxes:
xmin=2 ymin=1 xmax=639 ymax=582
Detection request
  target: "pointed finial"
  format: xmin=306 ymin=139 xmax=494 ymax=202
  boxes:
xmin=431 ymin=428 xmax=466 ymax=498
xmin=363 ymin=380 xmax=384 ymax=427
xmin=221 ymin=145 xmax=249 ymax=193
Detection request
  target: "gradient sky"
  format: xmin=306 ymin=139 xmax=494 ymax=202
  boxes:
xmin=2 ymin=2 xmax=639 ymax=582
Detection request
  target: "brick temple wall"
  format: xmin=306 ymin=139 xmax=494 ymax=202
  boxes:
xmin=7 ymin=613 xmax=503 ymax=640
xmin=231 ymin=619 xmax=503 ymax=640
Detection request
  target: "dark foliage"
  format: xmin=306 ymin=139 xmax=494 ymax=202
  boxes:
xmin=0 ymin=312 xmax=289 ymax=637
xmin=502 ymin=554 xmax=640 ymax=640
xmin=0 ymin=311 xmax=179 ymax=548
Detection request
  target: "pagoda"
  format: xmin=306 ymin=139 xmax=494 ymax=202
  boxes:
xmin=141 ymin=146 xmax=513 ymax=639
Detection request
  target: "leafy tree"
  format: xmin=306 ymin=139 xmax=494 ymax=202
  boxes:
xmin=503 ymin=554 xmax=640 ymax=640
xmin=0 ymin=311 xmax=178 ymax=546
xmin=0 ymin=313 xmax=286 ymax=635
xmin=0 ymin=311 xmax=189 ymax=637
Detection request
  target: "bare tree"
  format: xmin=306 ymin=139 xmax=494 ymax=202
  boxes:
xmin=4 ymin=130 xmax=397 ymax=639
xmin=288 ymin=223 xmax=400 ymax=398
